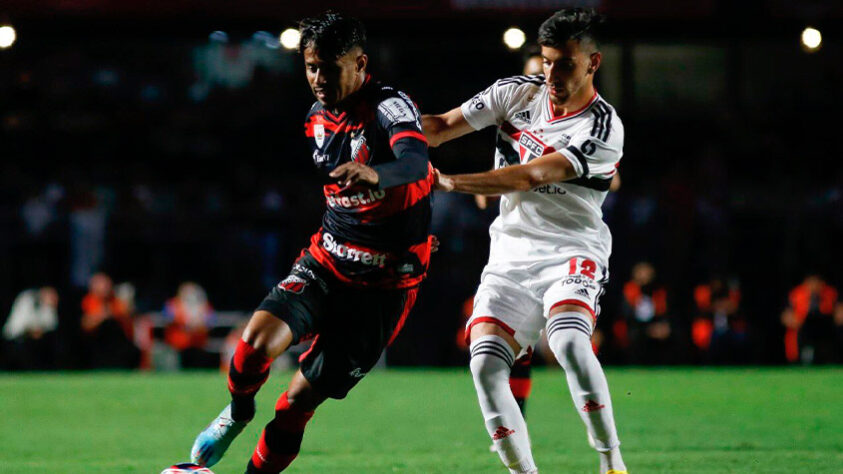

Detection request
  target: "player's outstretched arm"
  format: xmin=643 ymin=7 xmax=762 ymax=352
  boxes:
xmin=421 ymin=107 xmax=475 ymax=148
xmin=435 ymin=151 xmax=577 ymax=195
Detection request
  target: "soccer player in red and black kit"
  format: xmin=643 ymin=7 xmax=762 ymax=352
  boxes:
xmin=190 ymin=12 xmax=434 ymax=473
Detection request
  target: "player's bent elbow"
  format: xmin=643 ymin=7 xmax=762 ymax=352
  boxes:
xmin=520 ymin=168 xmax=553 ymax=191
xmin=421 ymin=116 xmax=446 ymax=148
xmin=426 ymin=134 xmax=443 ymax=148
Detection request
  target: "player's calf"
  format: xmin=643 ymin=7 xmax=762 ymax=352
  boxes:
xmin=546 ymin=310 xmax=625 ymax=473
xmin=246 ymin=373 xmax=323 ymax=473
xmin=470 ymin=334 xmax=537 ymax=473
xmin=229 ymin=311 xmax=294 ymax=420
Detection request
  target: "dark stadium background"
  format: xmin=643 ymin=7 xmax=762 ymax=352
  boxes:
xmin=1 ymin=0 xmax=841 ymax=368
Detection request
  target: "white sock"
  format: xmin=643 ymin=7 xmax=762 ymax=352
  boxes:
xmin=546 ymin=312 xmax=625 ymax=472
xmin=470 ymin=335 xmax=538 ymax=473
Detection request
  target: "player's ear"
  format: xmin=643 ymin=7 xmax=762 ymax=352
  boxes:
xmin=356 ymin=53 xmax=368 ymax=73
xmin=587 ymin=52 xmax=601 ymax=74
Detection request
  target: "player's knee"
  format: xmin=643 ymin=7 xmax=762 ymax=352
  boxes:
xmin=241 ymin=311 xmax=293 ymax=358
xmin=546 ymin=323 xmax=592 ymax=369
xmin=469 ymin=335 xmax=515 ymax=382
xmin=285 ymin=373 xmax=325 ymax=412
xmin=284 ymin=389 xmax=320 ymax=412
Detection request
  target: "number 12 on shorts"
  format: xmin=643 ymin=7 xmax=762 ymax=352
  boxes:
xmin=568 ymin=257 xmax=597 ymax=280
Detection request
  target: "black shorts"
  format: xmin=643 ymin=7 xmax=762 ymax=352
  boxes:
xmin=256 ymin=252 xmax=419 ymax=399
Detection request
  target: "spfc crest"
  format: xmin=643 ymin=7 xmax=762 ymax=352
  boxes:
xmin=314 ymin=123 xmax=325 ymax=148
xmin=518 ymin=131 xmax=548 ymax=162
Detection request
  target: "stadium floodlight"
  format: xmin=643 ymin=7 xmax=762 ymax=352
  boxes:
xmin=279 ymin=28 xmax=301 ymax=50
xmin=0 ymin=25 xmax=17 ymax=49
xmin=801 ymin=27 xmax=822 ymax=52
xmin=503 ymin=27 xmax=526 ymax=50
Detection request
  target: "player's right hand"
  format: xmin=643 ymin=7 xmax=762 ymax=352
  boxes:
xmin=430 ymin=235 xmax=440 ymax=253
xmin=433 ymin=168 xmax=455 ymax=192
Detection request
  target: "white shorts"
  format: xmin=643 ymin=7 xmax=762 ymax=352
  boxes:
xmin=466 ymin=256 xmax=608 ymax=356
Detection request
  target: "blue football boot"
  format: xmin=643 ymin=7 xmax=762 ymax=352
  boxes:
xmin=190 ymin=404 xmax=250 ymax=467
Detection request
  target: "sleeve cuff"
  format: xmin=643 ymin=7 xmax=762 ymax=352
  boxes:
xmin=389 ymin=130 xmax=428 ymax=148
xmin=561 ymin=145 xmax=589 ymax=178
xmin=460 ymin=102 xmax=489 ymax=131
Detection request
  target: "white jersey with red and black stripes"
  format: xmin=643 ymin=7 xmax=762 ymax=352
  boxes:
xmin=460 ymin=75 xmax=623 ymax=269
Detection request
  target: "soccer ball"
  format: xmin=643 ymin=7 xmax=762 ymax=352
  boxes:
xmin=160 ymin=463 xmax=214 ymax=474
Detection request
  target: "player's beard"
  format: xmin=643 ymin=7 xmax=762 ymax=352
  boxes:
xmin=549 ymin=87 xmax=570 ymax=106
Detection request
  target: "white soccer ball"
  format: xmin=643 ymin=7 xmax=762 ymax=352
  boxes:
xmin=160 ymin=462 xmax=214 ymax=474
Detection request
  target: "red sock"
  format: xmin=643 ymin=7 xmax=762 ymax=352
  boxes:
xmin=228 ymin=339 xmax=273 ymax=421
xmin=247 ymin=392 xmax=314 ymax=473
xmin=228 ymin=339 xmax=273 ymax=397
xmin=510 ymin=356 xmax=533 ymax=415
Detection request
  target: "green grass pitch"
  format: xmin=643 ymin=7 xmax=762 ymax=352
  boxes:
xmin=1 ymin=368 xmax=842 ymax=473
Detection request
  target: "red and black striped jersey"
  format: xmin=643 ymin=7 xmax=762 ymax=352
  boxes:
xmin=302 ymin=75 xmax=433 ymax=289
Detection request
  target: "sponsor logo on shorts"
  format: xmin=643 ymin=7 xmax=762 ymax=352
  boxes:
xmin=349 ymin=368 xmax=366 ymax=378
xmin=326 ymin=189 xmax=386 ymax=209
xmin=492 ymin=425 xmax=516 ymax=440
xmin=279 ymin=275 xmax=308 ymax=294
xmin=322 ymin=232 xmax=387 ymax=267
xmin=575 ymin=288 xmax=591 ymax=297
xmin=562 ymin=276 xmax=597 ymax=288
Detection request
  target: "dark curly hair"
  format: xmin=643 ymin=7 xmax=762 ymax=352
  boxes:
xmin=298 ymin=11 xmax=367 ymax=58
xmin=538 ymin=8 xmax=604 ymax=50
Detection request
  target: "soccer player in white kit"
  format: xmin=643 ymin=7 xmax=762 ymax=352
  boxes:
xmin=422 ymin=8 xmax=628 ymax=474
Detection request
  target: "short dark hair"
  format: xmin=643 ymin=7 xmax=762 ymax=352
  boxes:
xmin=538 ymin=8 xmax=604 ymax=50
xmin=299 ymin=11 xmax=367 ymax=58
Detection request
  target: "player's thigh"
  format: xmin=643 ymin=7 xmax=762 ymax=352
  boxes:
xmin=286 ymin=369 xmax=328 ymax=411
xmin=250 ymin=258 xmax=331 ymax=357
xmin=299 ymin=286 xmax=418 ymax=399
xmin=468 ymin=273 xmax=544 ymax=357
xmin=242 ymin=310 xmax=294 ymax=359
xmin=469 ymin=322 xmax=521 ymax=355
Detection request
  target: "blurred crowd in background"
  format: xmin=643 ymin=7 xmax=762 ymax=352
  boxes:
xmin=2 ymin=6 xmax=843 ymax=370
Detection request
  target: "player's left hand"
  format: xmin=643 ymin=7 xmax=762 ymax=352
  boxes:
xmin=329 ymin=162 xmax=379 ymax=189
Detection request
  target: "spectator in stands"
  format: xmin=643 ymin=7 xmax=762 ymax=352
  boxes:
xmin=619 ymin=262 xmax=672 ymax=364
xmin=781 ymin=274 xmax=843 ymax=364
xmin=162 ymin=282 xmax=217 ymax=368
xmin=692 ymin=276 xmax=748 ymax=364
xmin=2 ymin=287 xmax=59 ymax=370
xmin=81 ymin=272 xmax=139 ymax=368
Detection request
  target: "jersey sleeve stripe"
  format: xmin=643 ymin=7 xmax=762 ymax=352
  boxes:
xmin=565 ymin=145 xmax=590 ymax=177
xmin=596 ymin=102 xmax=612 ymax=141
xmin=389 ymin=130 xmax=428 ymax=148
xmin=590 ymin=107 xmax=605 ymax=138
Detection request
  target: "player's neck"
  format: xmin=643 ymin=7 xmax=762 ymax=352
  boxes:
xmin=551 ymin=84 xmax=596 ymax=117
xmin=329 ymin=72 xmax=370 ymax=115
